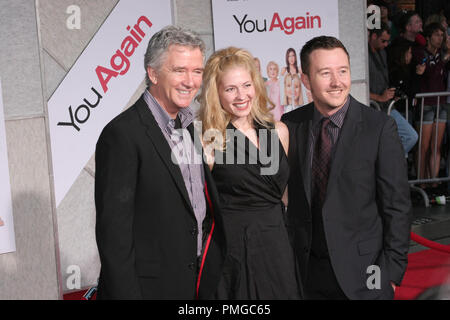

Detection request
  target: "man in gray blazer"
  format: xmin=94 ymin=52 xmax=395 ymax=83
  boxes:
xmin=282 ymin=36 xmax=411 ymax=299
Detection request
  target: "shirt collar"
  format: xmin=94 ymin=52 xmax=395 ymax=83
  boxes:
xmin=313 ymin=96 xmax=350 ymax=129
xmin=143 ymin=89 xmax=194 ymax=130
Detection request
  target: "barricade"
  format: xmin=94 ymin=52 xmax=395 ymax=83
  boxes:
xmin=371 ymin=92 xmax=450 ymax=207
xmin=408 ymin=91 xmax=450 ymax=207
xmin=385 ymin=98 xmax=430 ymax=205
xmin=370 ymin=98 xmax=407 ymax=119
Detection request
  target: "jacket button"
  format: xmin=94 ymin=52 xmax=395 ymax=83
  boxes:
xmin=191 ymin=227 xmax=198 ymax=236
xmin=188 ymin=262 xmax=196 ymax=270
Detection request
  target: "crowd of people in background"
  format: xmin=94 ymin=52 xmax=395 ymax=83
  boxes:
xmin=368 ymin=0 xmax=450 ymax=190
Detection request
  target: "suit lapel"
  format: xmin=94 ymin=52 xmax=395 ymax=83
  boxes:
xmin=297 ymin=119 xmax=312 ymax=207
xmin=135 ymin=97 xmax=194 ymax=213
xmin=288 ymin=103 xmax=314 ymax=208
xmin=187 ymin=122 xmax=218 ymax=216
xmin=325 ymin=97 xmax=363 ymax=205
xmin=188 ymin=123 xmax=222 ymax=222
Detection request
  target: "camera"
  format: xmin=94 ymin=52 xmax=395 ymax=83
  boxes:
xmin=391 ymin=80 xmax=407 ymax=99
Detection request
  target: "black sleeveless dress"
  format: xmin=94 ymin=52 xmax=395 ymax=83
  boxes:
xmin=212 ymin=122 xmax=301 ymax=299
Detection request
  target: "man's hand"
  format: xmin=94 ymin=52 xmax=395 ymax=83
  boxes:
xmin=379 ymin=88 xmax=396 ymax=102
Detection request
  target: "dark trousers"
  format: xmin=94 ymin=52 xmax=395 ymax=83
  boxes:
xmin=305 ymin=254 xmax=348 ymax=300
xmin=306 ymin=203 xmax=348 ymax=300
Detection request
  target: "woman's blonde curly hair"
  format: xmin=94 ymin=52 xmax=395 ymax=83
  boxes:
xmin=198 ymin=47 xmax=275 ymax=150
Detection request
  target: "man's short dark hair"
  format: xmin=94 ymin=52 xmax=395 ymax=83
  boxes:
xmin=397 ymin=11 xmax=420 ymax=34
xmin=369 ymin=22 xmax=391 ymax=37
xmin=300 ymin=36 xmax=350 ymax=76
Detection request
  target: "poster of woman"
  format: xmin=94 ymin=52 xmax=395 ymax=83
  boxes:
xmin=212 ymin=0 xmax=339 ymax=117
xmin=283 ymin=73 xmax=303 ymax=113
xmin=265 ymin=61 xmax=284 ymax=120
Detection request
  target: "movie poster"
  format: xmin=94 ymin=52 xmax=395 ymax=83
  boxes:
xmin=47 ymin=0 xmax=172 ymax=206
xmin=212 ymin=0 xmax=339 ymax=119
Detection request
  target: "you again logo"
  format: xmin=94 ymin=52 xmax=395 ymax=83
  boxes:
xmin=57 ymin=15 xmax=153 ymax=132
xmin=170 ymin=121 xmax=281 ymax=175
xmin=233 ymin=12 xmax=322 ymax=35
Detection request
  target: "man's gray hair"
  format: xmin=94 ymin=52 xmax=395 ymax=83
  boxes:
xmin=144 ymin=25 xmax=206 ymax=87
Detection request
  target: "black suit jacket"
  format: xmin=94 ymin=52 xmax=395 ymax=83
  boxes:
xmin=281 ymin=96 xmax=412 ymax=299
xmin=95 ymin=94 xmax=225 ymax=299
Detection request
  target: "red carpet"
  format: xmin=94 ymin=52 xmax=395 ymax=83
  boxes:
xmin=395 ymin=249 xmax=450 ymax=300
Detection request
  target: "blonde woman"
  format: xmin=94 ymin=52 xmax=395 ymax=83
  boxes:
xmin=198 ymin=47 xmax=301 ymax=299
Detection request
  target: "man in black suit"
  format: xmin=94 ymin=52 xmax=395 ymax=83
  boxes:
xmin=95 ymin=26 xmax=225 ymax=299
xmin=282 ymin=36 xmax=411 ymax=299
